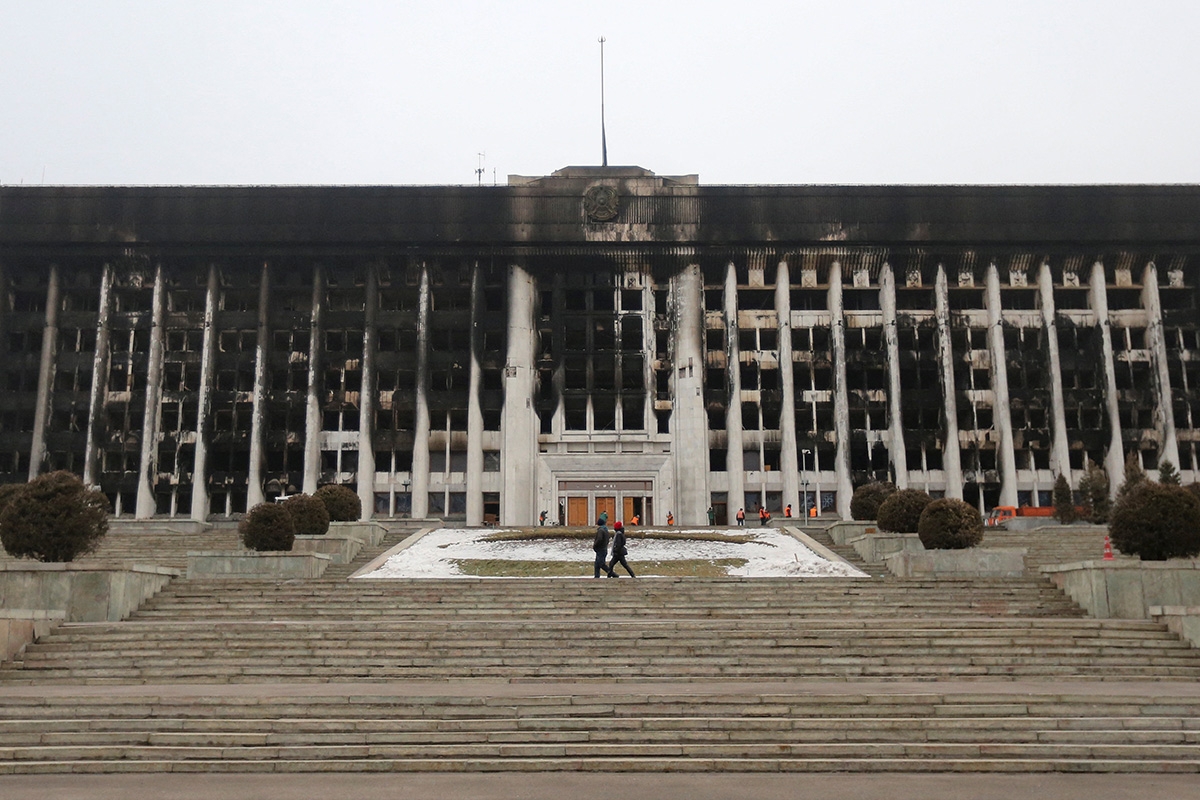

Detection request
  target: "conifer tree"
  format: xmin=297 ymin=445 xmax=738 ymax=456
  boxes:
xmin=1159 ymin=459 xmax=1182 ymax=486
xmin=1117 ymin=452 xmax=1147 ymax=500
xmin=1052 ymin=473 xmax=1077 ymax=524
xmin=1078 ymin=460 xmax=1111 ymax=524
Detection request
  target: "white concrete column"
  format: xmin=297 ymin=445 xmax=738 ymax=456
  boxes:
xmin=985 ymin=263 xmax=1019 ymax=507
xmin=302 ymin=265 xmax=325 ymax=494
xmin=934 ymin=265 xmax=964 ymax=499
xmin=465 ymin=262 xmax=485 ymax=527
xmin=82 ymin=264 xmax=114 ymax=487
xmin=357 ymin=264 xmax=378 ymax=521
xmin=246 ymin=263 xmax=270 ymax=509
xmin=723 ymin=262 xmax=745 ymax=515
xmin=135 ymin=265 xmax=166 ymax=518
xmin=775 ymin=261 xmax=800 ymax=513
xmin=1142 ymin=262 xmax=1181 ymax=472
xmin=500 ymin=263 xmax=537 ymax=525
xmin=880 ymin=263 xmax=909 ymax=489
xmin=411 ymin=264 xmax=433 ymax=520
xmin=828 ymin=261 xmax=853 ymax=519
xmin=1090 ymin=261 xmax=1125 ymax=491
xmin=190 ymin=265 xmax=219 ymax=521
xmin=1038 ymin=261 xmax=1072 ymax=481
xmin=672 ymin=263 xmax=708 ymax=526
xmin=28 ymin=265 xmax=60 ymax=479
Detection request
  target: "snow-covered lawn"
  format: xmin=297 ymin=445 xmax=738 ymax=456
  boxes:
xmin=357 ymin=527 xmax=868 ymax=579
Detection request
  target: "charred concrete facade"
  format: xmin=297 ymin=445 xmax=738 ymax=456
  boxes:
xmin=3 ymin=166 xmax=1200 ymax=525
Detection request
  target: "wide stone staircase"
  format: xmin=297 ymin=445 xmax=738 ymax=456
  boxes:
xmin=3 ymin=567 xmax=1200 ymax=773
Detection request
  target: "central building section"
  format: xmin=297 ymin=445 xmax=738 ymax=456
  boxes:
xmin=500 ymin=167 xmax=706 ymax=527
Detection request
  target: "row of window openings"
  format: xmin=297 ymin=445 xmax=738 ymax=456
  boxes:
xmin=541 ymin=288 xmax=652 ymax=316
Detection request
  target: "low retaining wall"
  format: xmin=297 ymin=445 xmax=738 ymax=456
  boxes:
xmin=1 ymin=609 xmax=64 ymax=662
xmin=293 ymin=534 xmax=362 ymax=564
xmin=0 ymin=562 xmax=178 ymax=622
xmin=885 ymin=548 xmax=1027 ymax=579
xmin=1150 ymin=605 xmax=1200 ymax=649
xmin=1041 ymin=559 xmax=1200 ymax=620
xmin=827 ymin=522 xmax=878 ymax=546
xmin=188 ymin=550 xmax=332 ymax=579
xmin=850 ymin=532 xmax=924 ymax=563
xmin=0 ymin=562 xmax=179 ymax=663
xmin=108 ymin=519 xmax=211 ymax=535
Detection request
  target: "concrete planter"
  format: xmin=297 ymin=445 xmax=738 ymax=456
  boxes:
xmin=827 ymin=522 xmax=878 ymax=546
xmin=1041 ymin=559 xmax=1200 ymax=621
xmin=293 ymin=534 xmax=363 ymax=564
xmin=187 ymin=550 xmax=331 ymax=579
xmin=885 ymin=547 xmax=1027 ymax=579
xmin=850 ymin=532 xmax=924 ymax=563
xmin=330 ymin=521 xmax=386 ymax=548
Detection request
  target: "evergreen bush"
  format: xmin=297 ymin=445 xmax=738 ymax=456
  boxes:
xmin=876 ymin=489 xmax=933 ymax=533
xmin=315 ymin=484 xmax=361 ymax=522
xmin=282 ymin=493 xmax=330 ymax=536
xmin=0 ymin=471 xmax=109 ymax=562
xmin=849 ymin=481 xmax=896 ymax=521
xmin=239 ymin=503 xmax=296 ymax=552
xmin=1052 ymin=473 xmax=1077 ymax=524
xmin=916 ymin=498 xmax=983 ymax=550
xmin=1109 ymin=481 xmax=1200 ymax=561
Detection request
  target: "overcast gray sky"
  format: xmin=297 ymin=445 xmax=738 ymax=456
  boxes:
xmin=2 ymin=1 xmax=1199 ymax=186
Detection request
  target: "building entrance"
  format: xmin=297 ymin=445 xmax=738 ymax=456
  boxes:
xmin=558 ymin=479 xmax=654 ymax=527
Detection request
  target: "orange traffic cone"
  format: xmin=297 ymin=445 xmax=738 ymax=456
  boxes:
xmin=1103 ymin=535 xmax=1114 ymax=561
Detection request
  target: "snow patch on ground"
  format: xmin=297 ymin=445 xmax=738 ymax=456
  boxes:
xmin=358 ymin=527 xmax=868 ymax=579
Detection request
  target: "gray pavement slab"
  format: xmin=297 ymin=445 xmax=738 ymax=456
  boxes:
xmin=2 ymin=772 xmax=1200 ymax=800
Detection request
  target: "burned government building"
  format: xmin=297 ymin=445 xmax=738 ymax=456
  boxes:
xmin=1 ymin=166 xmax=1200 ymax=526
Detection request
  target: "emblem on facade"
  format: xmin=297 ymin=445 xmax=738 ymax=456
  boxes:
xmin=583 ymin=184 xmax=620 ymax=222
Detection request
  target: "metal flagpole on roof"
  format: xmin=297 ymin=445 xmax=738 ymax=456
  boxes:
xmin=599 ymin=36 xmax=608 ymax=167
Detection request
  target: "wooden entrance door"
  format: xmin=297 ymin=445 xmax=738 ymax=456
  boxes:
xmin=596 ymin=496 xmax=616 ymax=525
xmin=567 ymin=497 xmax=589 ymax=526
xmin=623 ymin=497 xmax=636 ymax=523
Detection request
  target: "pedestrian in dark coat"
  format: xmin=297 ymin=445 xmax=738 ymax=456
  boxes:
xmin=607 ymin=521 xmax=635 ymax=578
xmin=592 ymin=522 xmax=613 ymax=578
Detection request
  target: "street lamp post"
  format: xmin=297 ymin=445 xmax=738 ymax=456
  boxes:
xmin=401 ymin=478 xmax=411 ymax=519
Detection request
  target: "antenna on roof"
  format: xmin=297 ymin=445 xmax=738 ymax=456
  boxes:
xmin=475 ymin=152 xmax=486 ymax=187
xmin=598 ymin=36 xmax=608 ymax=167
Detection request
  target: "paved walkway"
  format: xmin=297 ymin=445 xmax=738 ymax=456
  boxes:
xmin=3 ymin=772 xmax=1199 ymax=800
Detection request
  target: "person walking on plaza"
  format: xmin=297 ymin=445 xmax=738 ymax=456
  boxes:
xmin=707 ymin=506 xmax=716 ymax=526
xmin=736 ymin=507 xmax=745 ymax=527
xmin=666 ymin=511 xmax=674 ymax=526
xmin=606 ymin=521 xmax=635 ymax=578
xmin=592 ymin=520 xmax=612 ymax=578
xmin=758 ymin=505 xmax=768 ymax=526
xmin=784 ymin=504 xmax=792 ymax=519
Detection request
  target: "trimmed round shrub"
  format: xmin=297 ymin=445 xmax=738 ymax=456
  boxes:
xmin=282 ymin=493 xmax=330 ymax=537
xmin=876 ymin=489 xmax=934 ymax=534
xmin=315 ymin=484 xmax=361 ymax=522
xmin=0 ymin=482 xmax=24 ymax=516
xmin=850 ymin=482 xmax=896 ymax=521
xmin=1109 ymin=481 xmax=1200 ymax=561
xmin=0 ymin=471 xmax=109 ymax=562
xmin=239 ymin=503 xmax=296 ymax=552
xmin=917 ymin=498 xmax=983 ymax=550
